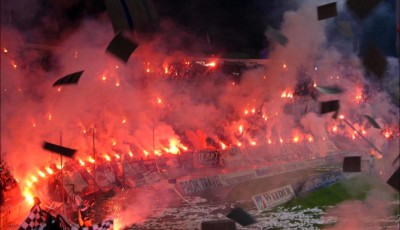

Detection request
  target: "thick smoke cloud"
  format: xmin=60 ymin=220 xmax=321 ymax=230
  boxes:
xmin=1 ymin=0 xmax=398 ymax=227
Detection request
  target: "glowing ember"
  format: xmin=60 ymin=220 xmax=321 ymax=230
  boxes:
xmin=48 ymin=114 xmax=52 ymax=121
xmin=283 ymin=64 xmax=287 ymax=69
xmin=244 ymin=110 xmax=249 ymax=115
xmin=308 ymin=136 xmax=314 ymax=142
xmin=339 ymin=115 xmax=345 ymax=119
xmin=79 ymin=159 xmax=85 ymax=166
xmin=268 ymin=139 xmax=272 ymax=144
xmin=104 ymin=154 xmax=111 ymax=161
xmin=146 ymin=68 xmax=150 ymax=73
xmin=237 ymin=142 xmax=242 ymax=146
xmin=57 ymin=87 xmax=62 ymax=92
xmin=157 ymin=98 xmax=162 ymax=104
xmin=128 ymin=151 xmax=133 ymax=157
xmin=102 ymin=75 xmax=107 ymax=81
xmin=251 ymin=141 xmax=257 ymax=146
xmin=115 ymin=82 xmax=120 ymax=87
xmin=293 ymin=136 xmax=299 ymax=143
xmin=206 ymin=62 xmax=216 ymax=67
xmin=3 ymin=48 xmax=8 ymax=53
xmin=279 ymin=138 xmax=283 ymax=143
xmin=143 ymin=150 xmax=149 ymax=156
xmin=122 ymin=118 xmax=127 ymax=124
xmin=115 ymin=154 xmax=120 ymax=159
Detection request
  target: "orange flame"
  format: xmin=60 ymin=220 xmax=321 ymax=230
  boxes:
xmin=104 ymin=154 xmax=111 ymax=161
xmin=45 ymin=167 xmax=53 ymax=175
xmin=79 ymin=159 xmax=85 ymax=166
xmin=143 ymin=150 xmax=149 ymax=156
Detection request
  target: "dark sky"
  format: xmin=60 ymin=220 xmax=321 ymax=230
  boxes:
xmin=1 ymin=0 xmax=397 ymax=58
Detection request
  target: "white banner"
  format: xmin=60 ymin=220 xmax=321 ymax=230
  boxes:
xmin=252 ymin=185 xmax=295 ymax=211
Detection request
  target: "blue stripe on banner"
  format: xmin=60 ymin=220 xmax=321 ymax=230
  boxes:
xmin=120 ymin=0 xmax=134 ymax=29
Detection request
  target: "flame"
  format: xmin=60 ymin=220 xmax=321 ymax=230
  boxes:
xmin=31 ymin=175 xmax=38 ymax=183
xmin=102 ymin=75 xmax=107 ymax=81
xmin=281 ymin=90 xmax=293 ymax=98
xmin=157 ymin=98 xmax=162 ymax=104
xmin=220 ymin=142 xmax=227 ymax=150
xmin=128 ymin=151 xmax=133 ymax=157
xmin=56 ymin=164 xmax=62 ymax=170
xmin=206 ymin=62 xmax=216 ymax=67
xmin=3 ymin=48 xmax=8 ymax=53
xmin=293 ymin=136 xmax=299 ymax=143
xmin=26 ymin=181 xmax=33 ymax=188
xmin=143 ymin=150 xmax=149 ymax=156
xmin=244 ymin=110 xmax=249 ymax=115
xmin=88 ymin=156 xmax=95 ymax=163
xmin=251 ymin=108 xmax=256 ymax=114
xmin=164 ymin=67 xmax=169 ymax=74
xmin=38 ymin=170 xmax=46 ymax=178
xmin=238 ymin=125 xmax=243 ymax=134
xmin=154 ymin=150 xmax=161 ymax=156
xmin=104 ymin=154 xmax=111 ymax=161
xmin=237 ymin=142 xmax=242 ymax=147
xmin=45 ymin=167 xmax=53 ymax=175
xmin=79 ymin=159 xmax=85 ymax=166
xmin=308 ymin=136 xmax=314 ymax=142
xmin=115 ymin=154 xmax=120 ymax=159
xmin=112 ymin=140 xmax=117 ymax=146
xmin=332 ymin=126 xmax=338 ymax=132
xmin=339 ymin=115 xmax=345 ymax=120
xmin=168 ymin=141 xmax=180 ymax=154
xmin=23 ymin=189 xmax=34 ymax=205
xmin=251 ymin=141 xmax=256 ymax=146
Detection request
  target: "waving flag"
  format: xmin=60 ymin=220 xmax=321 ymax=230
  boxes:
xmin=18 ymin=205 xmax=46 ymax=230
xmin=71 ymin=219 xmax=113 ymax=230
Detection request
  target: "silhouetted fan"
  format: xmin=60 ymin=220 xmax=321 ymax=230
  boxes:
xmin=317 ymin=2 xmax=337 ymax=20
xmin=106 ymin=32 xmax=138 ymax=63
xmin=43 ymin=141 xmax=77 ymax=158
xmin=53 ymin=71 xmax=84 ymax=86
xmin=343 ymin=156 xmax=361 ymax=172
xmin=226 ymin=207 xmax=257 ymax=226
